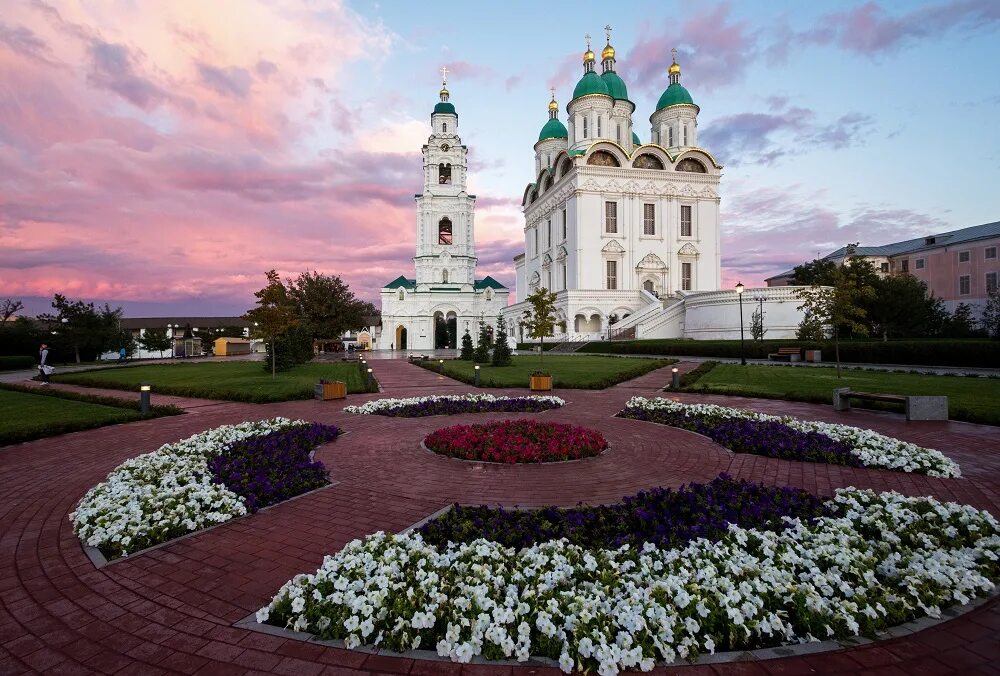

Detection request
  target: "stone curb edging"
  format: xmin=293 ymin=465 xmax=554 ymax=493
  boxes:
xmin=234 ymin=588 xmax=999 ymax=668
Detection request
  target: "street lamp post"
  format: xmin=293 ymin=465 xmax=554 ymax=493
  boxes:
xmin=736 ymin=282 xmax=746 ymax=366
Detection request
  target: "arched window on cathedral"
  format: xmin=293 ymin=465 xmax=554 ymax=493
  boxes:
xmin=683 ymin=124 xmax=688 ymax=146
xmin=442 ymin=269 xmax=449 ymax=283
xmin=398 ymin=289 xmax=405 ymax=301
xmin=485 ymin=289 xmax=492 ymax=301
xmin=616 ymin=124 xmax=621 ymax=143
xmin=439 ymin=163 xmax=452 ymax=184
xmin=668 ymin=126 xmax=674 ymax=147
xmin=442 ymin=122 xmax=447 ymax=133
xmin=438 ymin=217 xmax=453 ymax=245
xmin=582 ymin=117 xmax=588 ymax=138
xmin=597 ymin=116 xmax=601 ymax=138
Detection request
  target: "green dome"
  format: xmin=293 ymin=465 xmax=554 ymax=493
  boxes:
xmin=632 ymin=131 xmax=641 ymax=146
xmin=600 ymin=71 xmax=628 ymax=100
xmin=538 ymin=117 xmax=568 ymax=142
xmin=572 ymin=71 xmax=610 ymax=100
xmin=433 ymin=101 xmax=456 ymax=115
xmin=656 ymin=83 xmax=694 ymax=110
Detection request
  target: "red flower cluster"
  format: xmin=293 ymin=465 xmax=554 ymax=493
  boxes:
xmin=424 ymin=419 xmax=607 ymax=464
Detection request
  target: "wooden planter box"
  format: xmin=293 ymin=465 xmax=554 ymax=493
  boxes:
xmin=314 ymin=381 xmax=347 ymax=400
xmin=529 ymin=375 xmax=553 ymax=391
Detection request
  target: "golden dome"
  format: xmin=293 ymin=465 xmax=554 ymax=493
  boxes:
xmin=602 ymin=44 xmax=615 ymax=60
xmin=583 ymin=48 xmax=595 ymax=63
xmin=668 ymin=61 xmax=681 ymax=75
xmin=548 ymin=98 xmax=559 ymax=111
xmin=439 ymin=86 xmax=449 ymax=97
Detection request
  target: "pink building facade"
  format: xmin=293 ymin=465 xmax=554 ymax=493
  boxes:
xmin=766 ymin=221 xmax=1000 ymax=317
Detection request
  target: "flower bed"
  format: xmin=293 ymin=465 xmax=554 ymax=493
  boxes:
xmin=419 ymin=475 xmax=829 ymax=550
xmin=619 ymin=397 xmax=960 ymax=477
xmin=258 ymin=486 xmax=999 ymax=675
xmin=344 ymin=393 xmax=565 ymax=417
xmin=424 ymin=420 xmax=607 ymax=463
xmin=70 ymin=418 xmax=339 ymax=559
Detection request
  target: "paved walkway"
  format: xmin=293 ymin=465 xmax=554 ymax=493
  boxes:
xmin=1 ymin=360 xmax=998 ymax=675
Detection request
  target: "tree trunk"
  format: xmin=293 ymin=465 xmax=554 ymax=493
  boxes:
xmin=539 ymin=335 xmax=544 ymax=369
xmin=834 ymin=328 xmax=841 ymax=378
xmin=74 ymin=344 xmax=80 ymax=364
xmin=271 ymin=339 xmax=276 ymax=380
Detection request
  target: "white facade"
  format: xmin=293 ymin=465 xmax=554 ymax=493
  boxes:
xmin=377 ymin=77 xmax=509 ymax=350
xmin=500 ymin=36 xmax=811 ymax=342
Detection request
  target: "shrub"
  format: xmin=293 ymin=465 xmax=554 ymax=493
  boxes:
xmin=0 ymin=355 xmax=35 ymax=370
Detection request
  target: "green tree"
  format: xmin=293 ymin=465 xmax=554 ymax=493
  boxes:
xmin=472 ymin=321 xmax=491 ymax=363
xmin=138 ymin=327 xmax=172 ymax=358
xmin=38 ymin=294 xmax=122 ymax=363
xmin=287 ymin=271 xmax=369 ymax=340
xmin=981 ymin=289 xmax=1000 ymax=339
xmin=795 ymin=309 xmax=826 ymax=341
xmin=942 ymin=303 xmax=981 ymax=338
xmin=796 ymin=258 xmax=876 ymax=377
xmin=750 ymin=307 xmax=766 ymax=341
xmin=491 ymin=315 xmax=512 ymax=366
xmin=791 ymin=258 xmax=838 ymax=285
xmin=459 ymin=330 xmax=474 ymax=360
xmin=1 ymin=298 xmax=23 ymax=331
xmin=520 ymin=288 xmax=558 ymax=372
xmin=869 ymin=274 xmax=943 ymax=339
xmin=244 ymin=270 xmax=300 ymax=379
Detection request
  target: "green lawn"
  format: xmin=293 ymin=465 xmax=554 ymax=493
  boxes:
xmin=53 ymin=361 xmax=376 ymax=402
xmin=0 ymin=388 xmax=147 ymax=445
xmin=423 ymin=356 xmax=675 ymax=389
xmin=685 ymin=364 xmax=1000 ymax=426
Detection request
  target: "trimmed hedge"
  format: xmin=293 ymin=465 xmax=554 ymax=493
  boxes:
xmin=515 ymin=342 xmax=557 ymax=352
xmin=580 ymin=339 xmax=1000 ymax=368
xmin=0 ymin=355 xmax=35 ymax=371
xmin=676 ymin=360 xmax=719 ymax=389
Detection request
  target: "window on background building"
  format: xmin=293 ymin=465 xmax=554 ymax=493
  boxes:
xmin=986 ymin=246 xmax=997 ymax=260
xmin=562 ymin=209 xmax=567 ymax=240
xmin=438 ymin=217 xmax=453 ymax=245
xmin=880 ymin=262 xmax=889 ymax=273
xmin=901 ymin=259 xmax=909 ymax=273
xmin=442 ymin=270 xmax=449 ymax=283
xmin=606 ymin=260 xmax=617 ymax=289
xmin=915 ymin=258 xmax=925 ymax=270
xmin=959 ymin=251 xmax=971 ymax=263
xmin=987 ymin=272 xmax=998 ymax=294
xmin=680 ymin=205 xmax=692 ymax=236
xmin=643 ymin=204 xmax=656 ymax=235
xmin=398 ymin=289 xmax=404 ymax=300
xmin=681 ymin=262 xmax=692 ymax=291
xmin=960 ymin=275 xmax=971 ymax=295
xmin=605 ymin=201 xmax=618 ymax=233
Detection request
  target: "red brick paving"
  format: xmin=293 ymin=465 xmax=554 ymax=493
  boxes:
xmin=1 ymin=358 xmax=998 ymax=674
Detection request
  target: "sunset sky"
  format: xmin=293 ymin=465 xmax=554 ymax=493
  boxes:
xmin=2 ymin=0 xmax=999 ymax=316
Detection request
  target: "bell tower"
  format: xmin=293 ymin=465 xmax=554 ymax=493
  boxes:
xmin=414 ymin=67 xmax=478 ymax=289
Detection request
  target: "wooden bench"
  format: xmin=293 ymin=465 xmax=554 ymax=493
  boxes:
xmin=832 ymin=387 xmax=948 ymax=421
xmin=768 ymin=347 xmax=802 ymax=362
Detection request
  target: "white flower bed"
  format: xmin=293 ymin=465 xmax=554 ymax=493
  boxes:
xmin=70 ymin=417 xmax=307 ymax=558
xmin=344 ymin=393 xmax=566 ymax=415
xmin=258 ymin=489 xmax=999 ymax=675
xmin=624 ymin=397 xmax=961 ymax=477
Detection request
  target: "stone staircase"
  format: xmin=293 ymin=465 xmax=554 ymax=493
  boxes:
xmin=548 ymin=340 xmax=589 ymax=353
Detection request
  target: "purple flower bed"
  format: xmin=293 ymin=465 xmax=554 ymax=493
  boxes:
xmin=379 ymin=397 xmax=562 ymax=417
xmin=418 ymin=474 xmax=830 ymax=550
xmin=620 ymin=407 xmax=863 ymax=467
xmin=208 ymin=423 xmax=339 ymax=512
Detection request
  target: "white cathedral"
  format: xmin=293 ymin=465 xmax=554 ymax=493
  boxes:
xmin=376 ymin=73 xmax=509 ymax=351
xmin=499 ymin=31 xmax=807 ymax=342
xmin=379 ymin=31 xmax=808 ymax=350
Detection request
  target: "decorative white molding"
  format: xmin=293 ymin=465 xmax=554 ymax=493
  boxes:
xmin=678 ymin=243 xmax=700 ymax=256
xmin=636 ymin=253 xmax=667 ymax=270
xmin=602 ymin=239 xmax=626 ymax=253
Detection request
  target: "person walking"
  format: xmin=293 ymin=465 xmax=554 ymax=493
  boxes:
xmin=38 ymin=343 xmax=51 ymax=385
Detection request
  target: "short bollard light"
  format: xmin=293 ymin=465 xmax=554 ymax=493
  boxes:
xmin=474 ymin=364 xmax=481 ymax=386
xmin=366 ymin=367 xmax=373 ymax=387
xmin=438 ymin=359 xmax=444 ymax=374
xmin=139 ymin=384 xmax=151 ymax=414
xmin=671 ymin=367 xmax=680 ymax=389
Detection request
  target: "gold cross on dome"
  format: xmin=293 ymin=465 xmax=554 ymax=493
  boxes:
xmin=605 ymin=24 xmax=612 ymax=42
xmin=440 ymin=65 xmax=448 ymax=84
xmin=671 ymin=47 xmax=677 ymax=63
xmin=585 ymin=33 xmax=591 ymax=49
xmin=550 ymin=86 xmax=556 ymax=100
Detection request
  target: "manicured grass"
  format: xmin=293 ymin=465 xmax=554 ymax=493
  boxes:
xmin=420 ymin=355 xmax=675 ymax=389
xmin=53 ymin=361 xmax=376 ymax=402
xmin=684 ymin=363 xmax=1000 ymax=426
xmin=0 ymin=388 xmax=147 ymax=445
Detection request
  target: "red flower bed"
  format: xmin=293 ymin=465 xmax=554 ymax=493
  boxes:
xmin=424 ymin=420 xmax=607 ymax=463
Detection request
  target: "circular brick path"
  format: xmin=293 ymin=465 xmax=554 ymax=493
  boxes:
xmin=1 ymin=360 xmax=998 ymax=675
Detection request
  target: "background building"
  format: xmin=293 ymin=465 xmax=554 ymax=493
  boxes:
xmin=766 ymin=221 xmax=1000 ymax=316
xmin=378 ymin=74 xmax=509 ymax=350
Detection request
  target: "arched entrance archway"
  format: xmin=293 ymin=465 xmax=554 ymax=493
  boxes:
xmin=395 ymin=325 xmax=407 ymax=350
